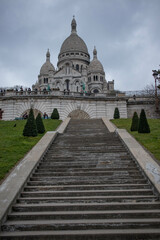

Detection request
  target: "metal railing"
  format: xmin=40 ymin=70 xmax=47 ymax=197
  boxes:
xmin=0 ymin=89 xmax=159 ymax=99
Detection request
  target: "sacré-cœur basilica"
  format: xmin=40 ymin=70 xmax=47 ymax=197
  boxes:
xmin=33 ymin=16 xmax=114 ymax=95
xmin=0 ymin=17 xmax=157 ymax=120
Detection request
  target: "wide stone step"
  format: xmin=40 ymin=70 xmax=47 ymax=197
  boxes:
xmin=38 ymin=160 xmax=135 ymax=167
xmin=39 ymin=156 xmax=134 ymax=164
xmin=1 ymin=229 xmax=160 ymax=240
xmin=41 ymin=156 xmax=133 ymax=161
xmin=27 ymin=179 xmax=148 ymax=186
xmin=2 ymin=218 xmax=160 ymax=232
xmin=23 ymin=184 xmax=151 ymax=192
xmin=55 ymin=141 xmax=123 ymax=146
xmin=32 ymin=171 xmax=142 ymax=177
xmin=8 ymin=209 xmax=160 ymax=221
xmin=42 ymin=155 xmax=133 ymax=160
xmin=17 ymin=195 xmax=156 ymax=204
xmin=36 ymin=166 xmax=138 ymax=171
xmin=21 ymin=189 xmax=153 ymax=197
xmin=48 ymin=151 xmax=130 ymax=155
xmin=12 ymin=202 xmax=160 ymax=212
xmin=53 ymin=143 xmax=124 ymax=147
xmin=29 ymin=175 xmax=145 ymax=182
xmin=49 ymin=147 xmax=127 ymax=152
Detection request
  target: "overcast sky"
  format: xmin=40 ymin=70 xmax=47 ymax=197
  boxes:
xmin=0 ymin=0 xmax=160 ymax=91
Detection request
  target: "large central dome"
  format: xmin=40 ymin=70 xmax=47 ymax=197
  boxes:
xmin=60 ymin=33 xmax=89 ymax=55
xmin=58 ymin=17 xmax=90 ymax=68
xmin=60 ymin=17 xmax=89 ymax=55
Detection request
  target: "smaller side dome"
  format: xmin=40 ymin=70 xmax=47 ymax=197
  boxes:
xmin=40 ymin=49 xmax=55 ymax=75
xmin=88 ymin=47 xmax=104 ymax=74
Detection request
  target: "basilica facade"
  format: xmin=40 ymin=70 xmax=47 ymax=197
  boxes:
xmin=0 ymin=18 xmax=158 ymax=121
xmin=33 ymin=17 xmax=114 ymax=94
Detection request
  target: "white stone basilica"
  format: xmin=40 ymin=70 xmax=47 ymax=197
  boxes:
xmin=33 ymin=17 xmax=114 ymax=94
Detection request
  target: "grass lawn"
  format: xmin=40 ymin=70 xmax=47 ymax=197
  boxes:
xmin=0 ymin=119 xmax=61 ymax=182
xmin=111 ymin=119 xmax=160 ymax=162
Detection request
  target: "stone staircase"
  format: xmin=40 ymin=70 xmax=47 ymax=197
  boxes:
xmin=1 ymin=119 xmax=160 ymax=239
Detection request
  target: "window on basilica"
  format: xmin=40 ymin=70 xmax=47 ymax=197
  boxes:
xmin=93 ymin=89 xmax=99 ymax=93
xmin=44 ymin=78 xmax=48 ymax=83
xmin=76 ymin=64 xmax=79 ymax=71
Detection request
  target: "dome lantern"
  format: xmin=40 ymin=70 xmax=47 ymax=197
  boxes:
xmin=93 ymin=46 xmax=97 ymax=59
xmin=71 ymin=15 xmax=77 ymax=34
xmin=46 ymin=49 xmax=50 ymax=61
xmin=58 ymin=17 xmax=90 ymax=67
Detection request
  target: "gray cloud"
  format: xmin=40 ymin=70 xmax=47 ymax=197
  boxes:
xmin=0 ymin=0 xmax=160 ymax=90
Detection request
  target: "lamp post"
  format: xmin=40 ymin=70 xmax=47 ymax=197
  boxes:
xmin=152 ymin=69 xmax=160 ymax=112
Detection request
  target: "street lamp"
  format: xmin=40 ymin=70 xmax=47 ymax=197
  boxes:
xmin=152 ymin=69 xmax=160 ymax=112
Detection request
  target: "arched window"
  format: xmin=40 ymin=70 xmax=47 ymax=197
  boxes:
xmin=96 ymin=76 xmax=98 ymax=81
xmin=56 ymin=81 xmax=60 ymax=88
xmin=93 ymin=89 xmax=99 ymax=93
xmin=44 ymin=78 xmax=48 ymax=84
xmin=77 ymin=86 xmax=78 ymax=92
xmin=65 ymin=79 xmax=70 ymax=90
xmin=94 ymin=76 xmax=96 ymax=81
xmin=76 ymin=64 xmax=79 ymax=71
xmin=66 ymin=63 xmax=70 ymax=74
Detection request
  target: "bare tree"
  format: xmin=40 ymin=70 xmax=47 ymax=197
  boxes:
xmin=143 ymin=83 xmax=155 ymax=98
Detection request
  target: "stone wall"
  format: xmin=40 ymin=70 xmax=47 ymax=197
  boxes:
xmin=127 ymin=100 xmax=160 ymax=118
xmin=0 ymin=96 xmax=127 ymax=120
xmin=1 ymin=95 xmax=159 ymax=120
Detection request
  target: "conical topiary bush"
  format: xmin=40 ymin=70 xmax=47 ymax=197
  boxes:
xmin=114 ymin=107 xmax=120 ymax=119
xmin=138 ymin=109 xmax=150 ymax=133
xmin=130 ymin=112 xmax=139 ymax=131
xmin=23 ymin=108 xmax=38 ymax=137
xmin=51 ymin=108 xmax=59 ymax=119
xmin=36 ymin=113 xmax=45 ymax=134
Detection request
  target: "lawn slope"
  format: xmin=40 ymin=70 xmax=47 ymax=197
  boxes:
xmin=0 ymin=119 xmax=61 ymax=182
xmin=111 ymin=119 xmax=160 ymax=162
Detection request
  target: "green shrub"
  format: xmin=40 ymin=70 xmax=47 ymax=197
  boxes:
xmin=130 ymin=112 xmax=139 ymax=131
xmin=51 ymin=108 xmax=59 ymax=119
xmin=138 ymin=109 xmax=150 ymax=133
xmin=114 ymin=107 xmax=120 ymax=119
xmin=36 ymin=113 xmax=45 ymax=134
xmin=23 ymin=108 xmax=38 ymax=137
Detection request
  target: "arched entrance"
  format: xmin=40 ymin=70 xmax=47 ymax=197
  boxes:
xmin=68 ymin=109 xmax=90 ymax=119
xmin=21 ymin=109 xmax=43 ymax=119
